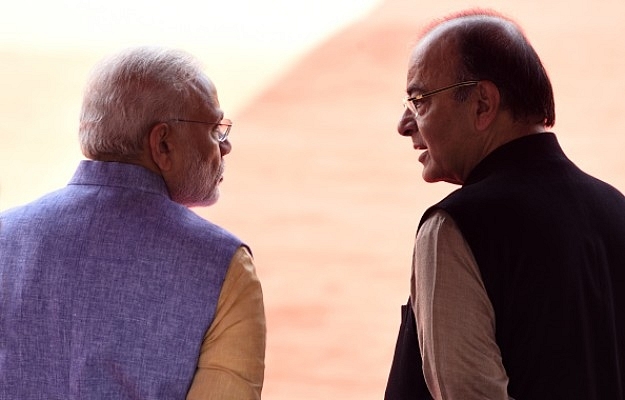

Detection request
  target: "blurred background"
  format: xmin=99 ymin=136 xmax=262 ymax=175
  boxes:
xmin=2 ymin=0 xmax=625 ymax=398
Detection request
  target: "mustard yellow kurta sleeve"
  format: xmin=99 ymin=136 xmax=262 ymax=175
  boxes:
xmin=187 ymin=246 xmax=266 ymax=400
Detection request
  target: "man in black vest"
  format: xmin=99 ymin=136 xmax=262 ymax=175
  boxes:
xmin=385 ymin=9 xmax=625 ymax=400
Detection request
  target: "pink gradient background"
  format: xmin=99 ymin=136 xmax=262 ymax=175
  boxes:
xmin=2 ymin=0 xmax=625 ymax=398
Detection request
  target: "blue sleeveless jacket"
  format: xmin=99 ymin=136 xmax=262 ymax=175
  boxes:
xmin=0 ymin=161 xmax=242 ymax=399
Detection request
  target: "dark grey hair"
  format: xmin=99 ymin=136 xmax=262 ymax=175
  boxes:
xmin=424 ymin=10 xmax=556 ymax=127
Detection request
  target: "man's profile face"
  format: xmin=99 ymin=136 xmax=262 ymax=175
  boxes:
xmin=400 ymin=35 xmax=476 ymax=185
xmin=168 ymin=84 xmax=232 ymax=207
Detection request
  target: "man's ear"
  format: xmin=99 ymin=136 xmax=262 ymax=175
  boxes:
xmin=148 ymin=122 xmax=173 ymax=172
xmin=474 ymin=80 xmax=500 ymax=131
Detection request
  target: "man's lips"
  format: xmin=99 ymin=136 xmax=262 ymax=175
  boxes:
xmin=413 ymin=143 xmax=428 ymax=163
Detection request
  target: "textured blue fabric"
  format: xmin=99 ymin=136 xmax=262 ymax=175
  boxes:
xmin=0 ymin=160 xmax=242 ymax=399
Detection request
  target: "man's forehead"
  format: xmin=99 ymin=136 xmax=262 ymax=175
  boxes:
xmin=406 ymin=52 xmax=425 ymax=92
xmin=188 ymin=87 xmax=222 ymax=120
xmin=405 ymin=48 xmax=438 ymax=90
xmin=406 ymin=34 xmax=458 ymax=90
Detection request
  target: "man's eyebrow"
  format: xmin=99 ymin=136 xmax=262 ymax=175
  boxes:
xmin=406 ymin=82 xmax=425 ymax=95
xmin=212 ymin=109 xmax=224 ymax=121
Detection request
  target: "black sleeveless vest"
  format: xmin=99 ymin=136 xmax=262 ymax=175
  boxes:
xmin=386 ymin=133 xmax=625 ymax=399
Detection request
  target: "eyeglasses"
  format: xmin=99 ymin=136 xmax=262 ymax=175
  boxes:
xmin=403 ymin=80 xmax=479 ymax=115
xmin=168 ymin=118 xmax=232 ymax=142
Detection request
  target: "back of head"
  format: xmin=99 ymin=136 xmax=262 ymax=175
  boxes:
xmin=424 ymin=10 xmax=555 ymax=127
xmin=79 ymin=47 xmax=212 ymax=160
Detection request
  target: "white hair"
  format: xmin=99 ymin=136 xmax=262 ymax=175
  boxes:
xmin=79 ymin=46 xmax=213 ymax=160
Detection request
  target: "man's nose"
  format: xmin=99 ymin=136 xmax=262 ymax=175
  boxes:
xmin=219 ymin=140 xmax=232 ymax=155
xmin=397 ymin=109 xmax=416 ymax=137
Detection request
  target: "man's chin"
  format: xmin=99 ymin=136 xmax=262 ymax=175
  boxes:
xmin=421 ymin=168 xmax=439 ymax=183
xmin=189 ymin=195 xmax=219 ymax=208
xmin=178 ymin=189 xmax=220 ymax=208
xmin=422 ymin=172 xmax=463 ymax=186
